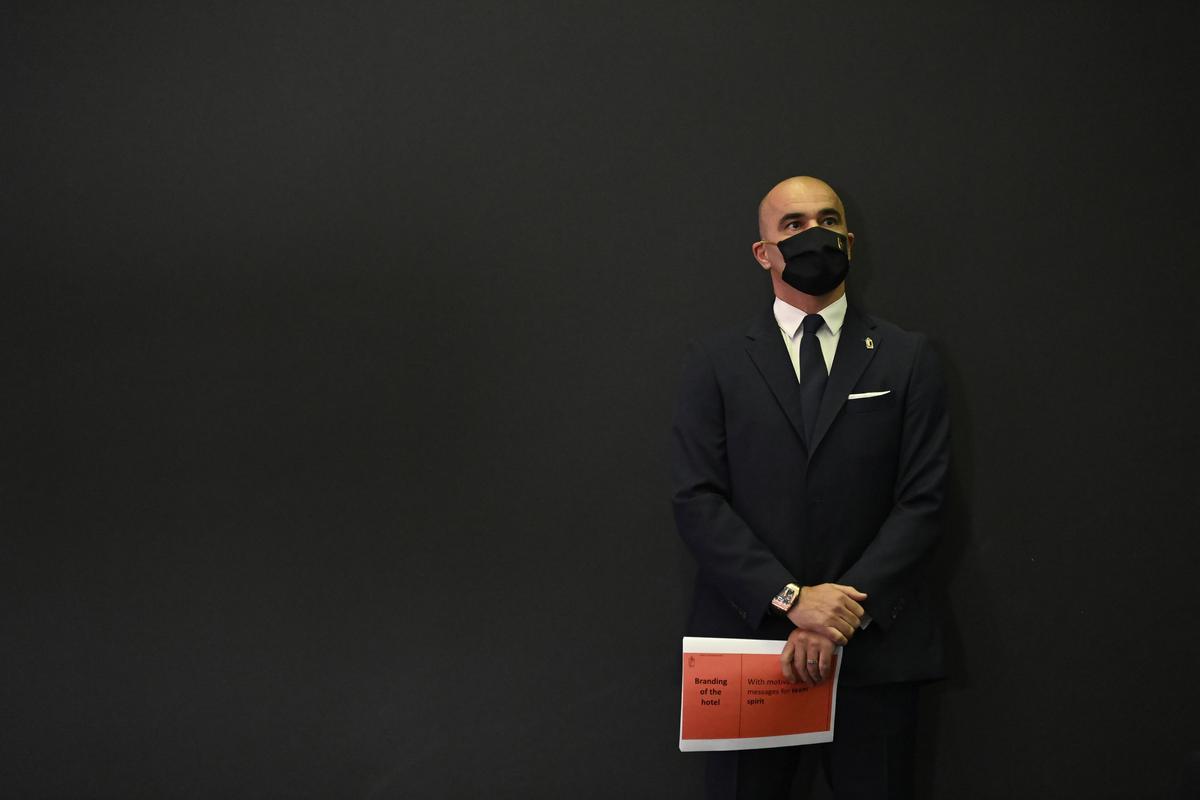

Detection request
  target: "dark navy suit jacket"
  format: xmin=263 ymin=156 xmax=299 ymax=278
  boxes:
xmin=671 ymin=303 xmax=950 ymax=687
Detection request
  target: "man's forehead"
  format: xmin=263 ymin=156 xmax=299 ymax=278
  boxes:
xmin=762 ymin=178 xmax=844 ymax=214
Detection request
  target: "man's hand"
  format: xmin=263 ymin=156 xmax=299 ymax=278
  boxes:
xmin=784 ymin=583 xmax=868 ymax=645
xmin=780 ymin=628 xmax=836 ymax=685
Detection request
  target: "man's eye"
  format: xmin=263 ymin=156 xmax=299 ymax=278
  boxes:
xmin=821 ymin=217 xmax=838 ymax=226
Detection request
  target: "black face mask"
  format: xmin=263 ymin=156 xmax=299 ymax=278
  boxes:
xmin=773 ymin=226 xmax=850 ymax=296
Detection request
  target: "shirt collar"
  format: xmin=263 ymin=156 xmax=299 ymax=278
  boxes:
xmin=773 ymin=293 xmax=848 ymax=338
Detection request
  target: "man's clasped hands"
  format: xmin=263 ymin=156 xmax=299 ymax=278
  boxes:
xmin=779 ymin=583 xmax=867 ymax=686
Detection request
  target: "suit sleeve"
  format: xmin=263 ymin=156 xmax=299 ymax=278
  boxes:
xmin=671 ymin=340 xmax=793 ymax=631
xmin=838 ymin=334 xmax=950 ymax=630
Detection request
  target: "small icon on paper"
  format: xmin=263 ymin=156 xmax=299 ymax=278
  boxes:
xmin=688 ymin=655 xmax=695 ymax=668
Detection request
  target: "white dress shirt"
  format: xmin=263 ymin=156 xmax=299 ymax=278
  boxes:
xmin=773 ymin=293 xmax=848 ymax=383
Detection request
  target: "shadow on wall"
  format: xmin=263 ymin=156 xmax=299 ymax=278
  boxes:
xmin=914 ymin=343 xmax=977 ymax=800
xmin=841 ymin=190 xmax=982 ymax=800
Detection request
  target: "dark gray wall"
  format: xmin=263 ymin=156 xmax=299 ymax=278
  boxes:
xmin=4 ymin=2 xmax=1198 ymax=798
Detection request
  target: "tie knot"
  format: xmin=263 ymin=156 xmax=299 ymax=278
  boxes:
xmin=801 ymin=314 xmax=825 ymax=335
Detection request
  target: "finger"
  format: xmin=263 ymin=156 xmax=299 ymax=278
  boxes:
xmin=834 ymin=596 xmax=866 ymax=619
xmin=824 ymin=626 xmax=849 ymax=646
xmin=832 ymin=606 xmax=863 ymax=631
xmin=792 ymin=645 xmax=812 ymax=685
xmin=794 ymin=642 xmax=814 ymax=684
xmin=780 ymin=642 xmax=797 ymax=683
xmin=818 ymin=642 xmax=833 ymax=682
xmin=826 ymin=616 xmax=855 ymax=641
xmin=831 ymin=583 xmax=868 ymax=601
xmin=803 ymin=648 xmax=821 ymax=684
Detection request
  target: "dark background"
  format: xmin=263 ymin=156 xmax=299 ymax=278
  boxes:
xmin=4 ymin=2 xmax=1198 ymax=798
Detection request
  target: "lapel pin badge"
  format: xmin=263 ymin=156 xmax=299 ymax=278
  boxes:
xmin=865 ymin=337 xmax=874 ymax=349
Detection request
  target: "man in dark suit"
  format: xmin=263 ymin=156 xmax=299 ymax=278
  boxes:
xmin=672 ymin=176 xmax=949 ymax=799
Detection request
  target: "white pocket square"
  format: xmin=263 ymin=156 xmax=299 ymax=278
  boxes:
xmin=847 ymin=390 xmax=891 ymax=400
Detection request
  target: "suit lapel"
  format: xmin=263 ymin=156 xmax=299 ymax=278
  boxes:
xmin=744 ymin=310 xmax=808 ymax=448
xmin=809 ymin=305 xmax=879 ymax=455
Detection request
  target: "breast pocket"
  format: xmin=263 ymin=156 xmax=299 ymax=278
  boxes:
xmin=844 ymin=391 xmax=896 ymax=414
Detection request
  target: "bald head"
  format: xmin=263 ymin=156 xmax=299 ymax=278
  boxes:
xmin=751 ymin=175 xmax=855 ymax=310
xmin=757 ymin=176 xmax=847 ymax=240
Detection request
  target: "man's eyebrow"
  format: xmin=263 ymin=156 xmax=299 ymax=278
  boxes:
xmin=777 ymin=208 xmax=842 ymax=227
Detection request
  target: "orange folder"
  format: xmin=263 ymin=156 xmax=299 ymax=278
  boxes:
xmin=679 ymin=637 xmax=841 ymax=751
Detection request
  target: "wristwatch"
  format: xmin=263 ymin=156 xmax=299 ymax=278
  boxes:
xmin=770 ymin=582 xmax=802 ymax=614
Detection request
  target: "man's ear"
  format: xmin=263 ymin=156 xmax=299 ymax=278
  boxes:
xmin=846 ymin=231 xmax=855 ymax=260
xmin=751 ymin=240 xmax=772 ymax=270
